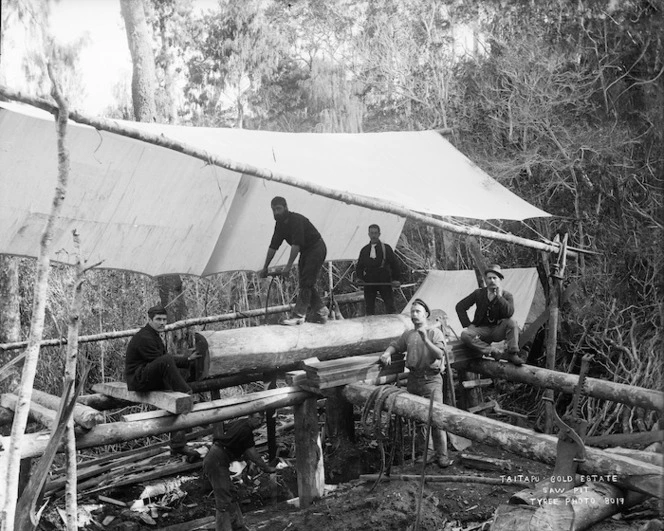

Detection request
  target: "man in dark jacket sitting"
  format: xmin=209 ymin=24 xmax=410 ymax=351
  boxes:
xmin=125 ymin=304 xmax=198 ymax=394
xmin=455 ymin=265 xmax=525 ymax=365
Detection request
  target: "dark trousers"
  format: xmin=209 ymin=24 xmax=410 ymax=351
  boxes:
xmin=129 ymin=354 xmax=191 ymax=393
xmin=203 ymin=444 xmax=244 ymax=531
xmin=460 ymin=319 xmax=519 ymax=356
xmin=363 ymin=284 xmax=396 ymax=315
xmin=293 ymin=239 xmax=327 ymax=317
xmin=407 ymin=372 xmax=448 ymax=458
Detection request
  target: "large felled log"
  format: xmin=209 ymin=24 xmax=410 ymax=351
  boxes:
xmin=342 ymin=383 xmax=662 ymax=497
xmin=197 ymin=314 xmax=413 ymax=377
xmin=0 ymin=388 xmax=310 ymax=459
xmin=459 ymin=356 xmax=663 ymax=412
xmin=30 ymin=389 xmax=104 ymax=429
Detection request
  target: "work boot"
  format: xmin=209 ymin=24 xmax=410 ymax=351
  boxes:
xmin=280 ymin=315 xmax=305 ymax=326
xmin=216 ymin=510 xmax=233 ymax=531
xmin=436 ymin=455 xmax=452 ymax=468
xmin=488 ymin=347 xmax=503 ymax=361
xmin=309 ymin=307 xmax=329 ymax=324
xmin=229 ymin=502 xmax=249 ymax=531
xmin=506 ymin=351 xmax=525 ymax=366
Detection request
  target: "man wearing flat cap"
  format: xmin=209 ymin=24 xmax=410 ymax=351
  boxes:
xmin=125 ymin=305 xmax=199 ymax=395
xmin=258 ymin=196 xmax=329 ymax=326
xmin=380 ymin=298 xmax=452 ymax=468
xmin=455 ymin=264 xmax=525 ymax=365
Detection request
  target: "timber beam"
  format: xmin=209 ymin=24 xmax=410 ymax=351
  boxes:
xmin=342 ymin=383 xmax=662 ymax=497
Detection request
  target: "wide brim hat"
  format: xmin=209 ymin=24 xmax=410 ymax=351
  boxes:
xmin=485 ymin=264 xmax=504 ymax=280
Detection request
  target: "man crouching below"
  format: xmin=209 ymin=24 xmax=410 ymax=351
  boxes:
xmin=203 ymin=412 xmax=279 ymax=531
xmin=379 ymin=299 xmax=452 ymax=468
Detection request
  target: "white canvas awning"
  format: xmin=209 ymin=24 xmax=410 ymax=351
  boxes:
xmin=0 ymin=102 xmax=550 ymax=277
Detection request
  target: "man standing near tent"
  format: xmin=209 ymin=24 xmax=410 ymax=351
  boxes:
xmin=455 ymin=265 xmax=525 ymax=365
xmin=258 ymin=196 xmax=329 ymax=325
xmin=356 ymin=224 xmax=401 ymax=315
xmin=380 ymin=298 xmax=452 ymax=468
xmin=124 ymin=305 xmax=198 ymax=395
xmin=203 ymin=412 xmax=279 ymax=531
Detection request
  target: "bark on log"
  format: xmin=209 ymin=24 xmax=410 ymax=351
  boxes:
xmin=0 ymin=389 xmax=310 ymax=459
xmin=31 ymin=389 xmax=104 ymax=429
xmin=342 ymin=383 xmax=662 ymax=497
xmin=197 ymin=315 xmax=413 ymax=377
xmin=76 ymin=394 xmax=128 ymax=411
xmin=462 ymin=357 xmax=663 ymax=412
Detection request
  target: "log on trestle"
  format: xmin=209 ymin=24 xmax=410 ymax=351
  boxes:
xmin=196 ymin=314 xmax=413 ymax=377
xmin=342 ymin=383 xmax=662 ymax=497
xmin=0 ymin=388 xmax=311 ymax=459
xmin=460 ymin=358 xmax=664 ymax=412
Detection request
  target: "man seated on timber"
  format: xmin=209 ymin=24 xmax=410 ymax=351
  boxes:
xmin=124 ymin=305 xmax=198 ymax=394
xmin=380 ymin=298 xmax=452 ymax=468
xmin=204 ymin=412 xmax=279 ymax=531
xmin=257 ymin=196 xmax=329 ymax=326
xmin=455 ymin=264 xmax=526 ymax=365
xmin=356 ymin=223 xmax=402 ymax=315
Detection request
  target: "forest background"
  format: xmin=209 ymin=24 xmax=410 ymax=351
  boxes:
xmin=0 ymin=0 xmax=662 ymax=439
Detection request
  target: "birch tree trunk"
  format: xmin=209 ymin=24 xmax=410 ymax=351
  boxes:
xmin=64 ymin=231 xmax=86 ymax=530
xmin=0 ymin=67 xmax=70 ymax=531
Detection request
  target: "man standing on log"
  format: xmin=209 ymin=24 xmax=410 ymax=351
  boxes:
xmin=258 ymin=196 xmax=329 ymax=325
xmin=380 ymin=298 xmax=452 ymax=468
xmin=203 ymin=412 xmax=279 ymax=531
xmin=355 ymin=224 xmax=401 ymax=315
xmin=124 ymin=305 xmax=198 ymax=395
xmin=455 ymin=265 xmax=526 ymax=365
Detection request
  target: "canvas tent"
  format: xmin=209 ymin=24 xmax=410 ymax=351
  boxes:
xmin=0 ymin=102 xmax=550 ymax=277
xmin=402 ymin=268 xmax=545 ymax=337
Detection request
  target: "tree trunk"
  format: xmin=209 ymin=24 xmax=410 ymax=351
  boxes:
xmin=120 ymin=0 xmax=157 ymax=122
xmin=197 ymin=314 xmax=413 ymax=377
xmin=64 ymin=233 xmax=86 ymax=530
xmin=5 ymin=391 xmax=310 ymax=459
xmin=342 ymin=383 xmax=662 ymax=490
xmin=461 ymin=357 xmax=663 ymax=412
xmin=0 ymin=71 xmax=70 ymax=531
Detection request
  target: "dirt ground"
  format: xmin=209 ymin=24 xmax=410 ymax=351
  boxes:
xmin=36 ymin=421 xmax=662 ymax=531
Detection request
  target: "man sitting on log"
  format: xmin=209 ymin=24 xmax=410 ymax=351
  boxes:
xmin=124 ymin=304 xmax=198 ymax=395
xmin=355 ymin=223 xmax=401 ymax=315
xmin=203 ymin=412 xmax=279 ymax=531
xmin=258 ymin=196 xmax=329 ymax=326
xmin=380 ymin=298 xmax=452 ymax=468
xmin=455 ymin=264 xmax=526 ymax=365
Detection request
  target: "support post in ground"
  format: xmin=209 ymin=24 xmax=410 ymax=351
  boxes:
xmin=293 ymin=396 xmax=324 ymax=508
xmin=266 ymin=374 xmax=278 ymax=460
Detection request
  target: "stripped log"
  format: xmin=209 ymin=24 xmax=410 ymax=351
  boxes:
xmin=31 ymin=389 xmax=104 ymax=429
xmin=0 ymin=388 xmax=310 ymax=459
xmin=194 ymin=315 xmax=662 ymax=411
xmin=342 ymin=383 xmax=663 ymax=497
xmin=197 ymin=314 xmax=413 ymax=377
xmin=1 ymin=394 xmax=56 ymax=429
xmin=460 ymin=357 xmax=663 ymax=412
xmin=585 ymin=430 xmax=664 ymax=449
